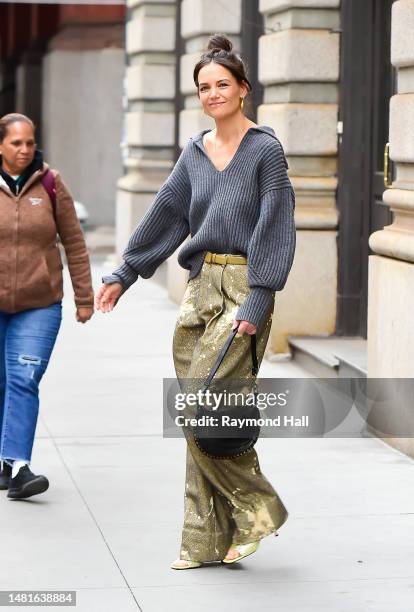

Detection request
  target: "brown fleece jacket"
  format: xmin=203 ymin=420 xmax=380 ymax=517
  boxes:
xmin=0 ymin=163 xmax=94 ymax=313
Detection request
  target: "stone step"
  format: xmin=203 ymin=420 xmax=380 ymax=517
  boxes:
xmin=288 ymin=335 xmax=367 ymax=378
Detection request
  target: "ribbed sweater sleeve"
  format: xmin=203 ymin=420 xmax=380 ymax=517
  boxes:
xmin=235 ymin=139 xmax=296 ymax=328
xmin=102 ymin=148 xmax=191 ymax=290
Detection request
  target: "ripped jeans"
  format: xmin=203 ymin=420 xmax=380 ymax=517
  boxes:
xmin=0 ymin=302 xmax=62 ymax=464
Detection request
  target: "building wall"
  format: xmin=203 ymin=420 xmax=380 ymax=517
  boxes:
xmin=117 ymin=0 xmax=342 ymax=350
xmin=42 ymin=47 xmax=124 ymax=226
xmin=0 ymin=3 xmax=125 ymax=228
xmin=119 ymin=0 xmax=414 ymax=380
xmin=368 ymin=0 xmax=414 ymax=378
xmin=115 ymin=0 xmax=177 ymax=288
xmin=41 ymin=6 xmax=125 ymax=227
xmin=257 ymin=0 xmax=340 ymax=354
xmin=358 ymin=0 xmax=414 ymax=457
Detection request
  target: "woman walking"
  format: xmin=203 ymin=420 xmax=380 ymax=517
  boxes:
xmin=96 ymin=34 xmax=296 ymax=568
xmin=0 ymin=113 xmax=94 ymax=499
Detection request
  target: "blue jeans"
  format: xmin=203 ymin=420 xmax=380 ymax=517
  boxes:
xmin=0 ymin=302 xmax=62 ymax=464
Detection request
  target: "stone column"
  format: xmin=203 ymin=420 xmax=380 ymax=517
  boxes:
xmin=258 ymin=0 xmax=340 ymax=354
xmin=178 ymin=0 xmax=242 ymax=143
xmin=167 ymin=0 xmax=243 ymax=300
xmin=366 ymin=0 xmax=414 ymax=457
xmin=116 ymin=0 xmax=176 ymax=289
xmin=368 ymin=0 xmax=414 ymax=379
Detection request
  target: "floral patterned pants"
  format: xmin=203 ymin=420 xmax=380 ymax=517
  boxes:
xmin=172 ymin=256 xmax=289 ymax=563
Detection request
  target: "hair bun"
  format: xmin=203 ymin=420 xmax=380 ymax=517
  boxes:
xmin=207 ymin=34 xmax=233 ymax=54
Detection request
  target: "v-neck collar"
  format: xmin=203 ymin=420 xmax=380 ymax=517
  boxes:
xmin=191 ymin=125 xmax=279 ymax=174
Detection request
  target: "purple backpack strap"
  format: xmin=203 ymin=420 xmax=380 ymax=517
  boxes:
xmin=41 ymin=169 xmax=57 ymax=223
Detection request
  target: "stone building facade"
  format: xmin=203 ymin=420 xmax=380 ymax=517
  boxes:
xmin=119 ymin=1 xmax=339 ymax=331
xmin=0 ymin=3 xmax=125 ymax=226
xmin=119 ymin=0 xmax=414 ymax=456
xmin=1 ymin=1 xmax=413 ymax=451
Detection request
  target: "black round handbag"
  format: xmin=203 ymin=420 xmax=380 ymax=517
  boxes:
xmin=192 ymin=325 xmax=261 ymax=459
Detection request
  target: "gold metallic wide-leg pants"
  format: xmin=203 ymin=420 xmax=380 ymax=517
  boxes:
xmin=172 ymin=256 xmax=289 ymax=563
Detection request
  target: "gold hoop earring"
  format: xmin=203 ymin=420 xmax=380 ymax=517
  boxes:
xmin=240 ymin=97 xmax=245 ymax=111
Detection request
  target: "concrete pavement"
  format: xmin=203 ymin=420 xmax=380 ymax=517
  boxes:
xmin=0 ymin=258 xmax=413 ymax=611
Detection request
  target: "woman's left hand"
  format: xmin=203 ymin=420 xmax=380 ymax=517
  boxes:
xmin=76 ymin=306 xmax=94 ymax=323
xmin=232 ymin=319 xmax=257 ymax=335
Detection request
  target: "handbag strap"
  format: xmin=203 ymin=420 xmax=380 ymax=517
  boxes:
xmin=201 ymin=325 xmax=258 ymax=392
xmin=41 ymin=169 xmax=57 ymax=223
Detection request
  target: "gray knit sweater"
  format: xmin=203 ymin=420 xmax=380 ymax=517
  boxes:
xmin=103 ymin=125 xmax=296 ymax=328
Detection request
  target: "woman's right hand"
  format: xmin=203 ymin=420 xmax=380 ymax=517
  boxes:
xmin=95 ymin=282 xmax=123 ymax=313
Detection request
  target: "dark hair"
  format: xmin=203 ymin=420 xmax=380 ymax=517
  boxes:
xmin=193 ymin=34 xmax=252 ymax=94
xmin=0 ymin=113 xmax=35 ymax=143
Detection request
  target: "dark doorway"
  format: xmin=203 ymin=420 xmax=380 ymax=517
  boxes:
xmin=241 ymin=0 xmax=264 ymax=122
xmin=336 ymin=0 xmax=396 ymax=338
xmin=0 ymin=3 xmax=60 ymax=137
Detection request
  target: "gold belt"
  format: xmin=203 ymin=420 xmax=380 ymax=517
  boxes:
xmin=204 ymin=251 xmax=247 ymax=265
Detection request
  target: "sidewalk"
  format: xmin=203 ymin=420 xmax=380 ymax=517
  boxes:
xmin=0 ymin=258 xmax=413 ymax=611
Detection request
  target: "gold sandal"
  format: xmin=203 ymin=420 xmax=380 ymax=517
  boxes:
xmin=222 ymin=541 xmax=260 ymax=564
xmin=170 ymin=558 xmax=202 ymax=570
